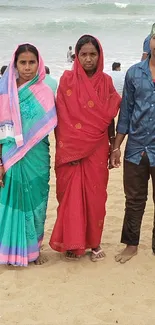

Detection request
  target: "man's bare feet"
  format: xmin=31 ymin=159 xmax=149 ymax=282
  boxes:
xmin=65 ymin=251 xmax=80 ymax=260
xmin=34 ymin=253 xmax=48 ymax=265
xmin=115 ymin=245 xmax=138 ymax=264
xmin=91 ymin=246 xmax=106 ymax=262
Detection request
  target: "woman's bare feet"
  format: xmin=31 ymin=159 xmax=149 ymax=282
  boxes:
xmin=115 ymin=245 xmax=138 ymax=264
xmin=34 ymin=253 xmax=48 ymax=265
xmin=91 ymin=246 xmax=106 ymax=262
xmin=65 ymin=251 xmax=80 ymax=260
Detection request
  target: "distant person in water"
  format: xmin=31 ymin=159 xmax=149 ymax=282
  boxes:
xmin=141 ymin=23 xmax=155 ymax=61
xmin=44 ymin=66 xmax=57 ymax=94
xmin=71 ymin=54 xmax=75 ymax=61
xmin=112 ymin=62 xmax=121 ymax=71
xmin=67 ymin=46 xmax=73 ymax=62
xmin=0 ymin=65 xmax=7 ymax=77
xmin=109 ymin=62 xmax=125 ymax=96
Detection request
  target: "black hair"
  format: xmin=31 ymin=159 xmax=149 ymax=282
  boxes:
xmin=45 ymin=66 xmax=50 ymax=74
xmin=112 ymin=62 xmax=121 ymax=71
xmin=14 ymin=44 xmax=39 ymax=67
xmin=71 ymin=54 xmax=75 ymax=60
xmin=76 ymin=35 xmax=100 ymax=55
xmin=1 ymin=65 xmax=7 ymax=75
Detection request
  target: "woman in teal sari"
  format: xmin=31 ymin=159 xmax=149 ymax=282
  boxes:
xmin=0 ymin=43 xmax=57 ymax=266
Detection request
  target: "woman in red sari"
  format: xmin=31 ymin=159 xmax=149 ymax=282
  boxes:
xmin=50 ymin=35 xmax=121 ymax=261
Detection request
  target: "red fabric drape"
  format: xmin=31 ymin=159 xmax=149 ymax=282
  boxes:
xmin=50 ymin=36 xmax=121 ymax=255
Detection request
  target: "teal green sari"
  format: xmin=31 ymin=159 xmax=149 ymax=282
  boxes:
xmin=0 ymin=137 xmax=50 ymax=266
xmin=0 ymin=78 xmax=56 ymax=266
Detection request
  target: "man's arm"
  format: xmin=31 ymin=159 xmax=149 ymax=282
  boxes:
xmin=111 ymin=68 xmax=135 ymax=167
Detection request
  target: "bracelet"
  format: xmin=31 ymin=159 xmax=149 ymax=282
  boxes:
xmin=110 ymin=136 xmax=115 ymax=139
xmin=112 ymin=147 xmax=120 ymax=153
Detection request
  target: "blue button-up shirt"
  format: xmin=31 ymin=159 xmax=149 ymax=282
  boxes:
xmin=143 ymin=34 xmax=151 ymax=55
xmin=117 ymin=57 xmax=155 ymax=166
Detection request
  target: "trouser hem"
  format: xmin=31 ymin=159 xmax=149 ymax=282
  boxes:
xmin=121 ymin=240 xmax=139 ymax=246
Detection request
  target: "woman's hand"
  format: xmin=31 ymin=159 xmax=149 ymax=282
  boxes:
xmin=110 ymin=148 xmax=121 ymax=168
xmin=108 ymin=143 xmax=114 ymax=169
xmin=0 ymin=166 xmax=5 ymax=187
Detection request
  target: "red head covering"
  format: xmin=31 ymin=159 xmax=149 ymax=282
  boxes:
xmin=73 ymin=34 xmax=104 ymax=90
xmin=56 ymin=35 xmax=121 ymax=166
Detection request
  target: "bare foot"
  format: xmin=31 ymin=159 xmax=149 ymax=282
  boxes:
xmin=65 ymin=251 xmax=80 ymax=260
xmin=115 ymin=245 xmax=138 ymax=264
xmin=91 ymin=246 xmax=106 ymax=262
xmin=34 ymin=253 xmax=48 ymax=265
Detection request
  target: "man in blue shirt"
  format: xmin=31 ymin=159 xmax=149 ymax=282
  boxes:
xmin=111 ymin=23 xmax=155 ymax=263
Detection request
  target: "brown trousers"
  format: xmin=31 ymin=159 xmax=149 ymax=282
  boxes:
xmin=121 ymin=154 xmax=155 ymax=251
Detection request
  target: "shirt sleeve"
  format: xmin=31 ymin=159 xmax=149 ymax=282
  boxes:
xmin=116 ymin=69 xmax=135 ymax=134
xmin=143 ymin=36 xmax=150 ymax=54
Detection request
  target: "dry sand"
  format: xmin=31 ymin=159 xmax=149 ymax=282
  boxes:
xmin=0 ymin=134 xmax=155 ymax=325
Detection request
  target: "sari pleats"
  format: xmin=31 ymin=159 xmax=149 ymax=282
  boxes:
xmin=0 ymin=138 xmax=50 ymax=266
xmin=50 ymin=138 xmax=109 ymax=255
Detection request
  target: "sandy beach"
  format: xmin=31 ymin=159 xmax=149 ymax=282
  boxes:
xmin=0 ymin=134 xmax=155 ymax=325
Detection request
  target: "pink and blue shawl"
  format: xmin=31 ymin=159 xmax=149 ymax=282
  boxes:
xmin=0 ymin=45 xmax=57 ymax=171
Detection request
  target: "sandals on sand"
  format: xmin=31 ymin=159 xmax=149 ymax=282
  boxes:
xmin=65 ymin=248 xmax=105 ymax=262
xmin=65 ymin=251 xmax=80 ymax=261
xmin=90 ymin=249 xmax=106 ymax=262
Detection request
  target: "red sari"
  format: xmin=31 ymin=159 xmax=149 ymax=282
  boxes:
xmin=49 ymin=37 xmax=121 ymax=255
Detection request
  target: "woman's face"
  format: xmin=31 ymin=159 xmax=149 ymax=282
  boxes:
xmin=78 ymin=42 xmax=99 ymax=76
xmin=16 ymin=51 xmax=39 ymax=83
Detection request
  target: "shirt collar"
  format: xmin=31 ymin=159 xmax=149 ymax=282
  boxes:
xmin=139 ymin=56 xmax=153 ymax=86
xmin=139 ymin=56 xmax=150 ymax=73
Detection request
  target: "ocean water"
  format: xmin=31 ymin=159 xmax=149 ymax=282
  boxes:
xmin=0 ymin=0 xmax=155 ymax=80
